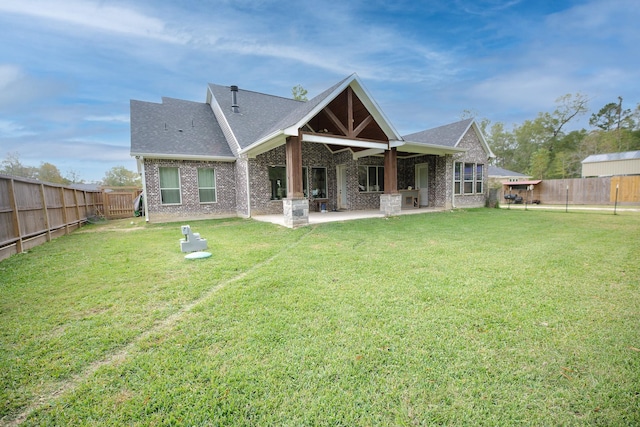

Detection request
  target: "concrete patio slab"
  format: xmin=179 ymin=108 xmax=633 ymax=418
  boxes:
xmin=252 ymin=207 xmax=446 ymax=227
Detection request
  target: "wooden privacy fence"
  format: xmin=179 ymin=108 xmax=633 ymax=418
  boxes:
xmin=101 ymin=187 xmax=141 ymax=219
xmin=502 ymin=176 xmax=640 ymax=205
xmin=0 ymin=176 xmax=140 ymax=261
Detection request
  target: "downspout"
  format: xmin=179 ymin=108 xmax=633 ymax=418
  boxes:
xmin=246 ymin=161 xmax=251 ymax=218
xmin=451 ymin=156 xmax=456 ymax=209
xmin=138 ymin=156 xmax=149 ymax=222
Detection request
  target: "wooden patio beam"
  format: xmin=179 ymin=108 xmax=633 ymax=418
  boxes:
xmin=323 ymin=107 xmax=348 ymax=136
xmin=353 ymin=114 xmax=373 ymax=137
xmin=347 ymin=86 xmax=354 ymax=138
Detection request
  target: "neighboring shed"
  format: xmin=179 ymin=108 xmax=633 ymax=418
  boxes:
xmin=581 ymin=150 xmax=640 ymax=177
xmin=488 ymin=166 xmax=530 ymax=186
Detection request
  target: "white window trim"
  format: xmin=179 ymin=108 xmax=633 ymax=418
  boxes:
xmin=358 ymin=165 xmax=384 ymax=192
xmin=159 ymin=166 xmax=182 ymax=205
xmin=454 ymin=162 xmax=462 ymax=195
xmin=476 ymin=164 xmax=484 ymax=194
xmin=454 ymin=162 xmax=484 ymax=195
xmin=310 ymin=166 xmax=328 ymax=198
xmin=269 ymin=165 xmax=287 ymax=201
xmin=463 ymin=162 xmax=475 ymax=195
xmin=198 ymin=167 xmax=217 ymax=204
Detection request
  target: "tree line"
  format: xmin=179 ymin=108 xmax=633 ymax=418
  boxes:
xmin=476 ymin=95 xmax=640 ymax=179
xmin=0 ymin=152 xmax=141 ymax=187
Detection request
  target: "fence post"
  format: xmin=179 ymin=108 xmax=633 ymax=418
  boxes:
xmin=39 ymin=184 xmax=52 ymax=242
xmin=61 ymin=187 xmax=69 ymax=234
xmin=73 ymin=188 xmax=80 ymax=228
xmin=565 ymin=184 xmax=569 ymax=213
xmin=103 ymin=191 xmax=110 ymax=218
xmin=8 ymin=179 xmax=23 ymax=253
xmin=83 ymin=190 xmax=90 ymax=219
xmin=614 ymin=184 xmax=619 ymax=215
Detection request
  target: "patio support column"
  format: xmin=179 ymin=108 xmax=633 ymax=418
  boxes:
xmin=285 ymin=134 xmax=304 ymax=198
xmin=383 ymin=147 xmax=398 ymax=194
xmin=283 ymin=132 xmax=309 ymax=228
xmin=380 ymin=147 xmax=401 ymax=216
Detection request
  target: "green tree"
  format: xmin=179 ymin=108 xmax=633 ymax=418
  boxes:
xmin=589 ymin=97 xmax=634 ymax=131
xmin=0 ymin=152 xmax=37 ymax=178
xmin=589 ymin=97 xmax=636 ymax=151
xmin=36 ymin=162 xmax=69 ymax=184
xmin=486 ymin=122 xmax=517 ymax=169
xmin=529 ymin=148 xmax=551 ymax=179
xmin=65 ymin=169 xmax=85 ymax=184
xmin=102 ymin=166 xmax=141 ymax=187
xmin=292 ymin=85 xmax=308 ymax=101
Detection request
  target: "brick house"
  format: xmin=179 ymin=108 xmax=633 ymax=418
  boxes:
xmin=130 ymin=74 xmax=494 ymax=227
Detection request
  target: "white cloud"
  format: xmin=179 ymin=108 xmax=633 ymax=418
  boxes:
xmin=0 ymin=119 xmax=36 ymax=137
xmin=0 ymin=64 xmax=65 ymax=113
xmin=84 ymin=115 xmax=130 ymax=123
xmin=0 ymin=64 xmax=21 ymax=89
xmin=0 ymin=0 xmax=187 ymax=43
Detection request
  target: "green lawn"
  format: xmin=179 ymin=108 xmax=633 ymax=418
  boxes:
xmin=1 ymin=209 xmax=639 ymax=426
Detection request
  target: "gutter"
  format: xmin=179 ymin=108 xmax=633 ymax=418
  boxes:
xmin=130 ymin=152 xmax=236 ymax=162
xmin=238 ymin=130 xmax=286 ymax=157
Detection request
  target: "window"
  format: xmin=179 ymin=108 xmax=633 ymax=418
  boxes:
xmin=475 ymin=164 xmax=484 ymax=194
xmin=358 ymin=165 xmax=384 ymax=192
xmin=302 ymin=167 xmax=308 ymax=198
xmin=454 ymin=162 xmax=484 ymax=195
xmin=464 ymin=163 xmax=474 ymax=194
xmin=454 ymin=162 xmax=462 ymax=195
xmin=159 ymin=167 xmax=181 ymax=204
xmin=269 ymin=166 xmax=287 ymax=200
xmin=198 ymin=168 xmax=216 ymax=203
xmin=311 ymin=167 xmax=327 ymax=198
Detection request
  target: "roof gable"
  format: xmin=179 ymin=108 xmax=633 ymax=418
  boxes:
xmin=402 ymin=118 xmax=495 ymax=157
xmin=282 ymin=74 xmax=402 ymax=141
xmin=208 ymin=74 xmax=403 ymax=157
xmin=403 ymin=118 xmax=472 ymax=147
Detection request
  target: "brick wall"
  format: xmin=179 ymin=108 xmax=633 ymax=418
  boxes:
xmin=144 ymin=158 xmax=237 ymax=222
xmin=235 ymin=156 xmax=250 ymax=217
xmin=452 ymin=130 xmax=490 ymax=208
xmin=249 ymin=142 xmax=387 ymax=214
xmin=143 ymin=128 xmax=491 ymax=222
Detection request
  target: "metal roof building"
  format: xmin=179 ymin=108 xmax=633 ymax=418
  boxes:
xmin=581 ymin=150 xmax=640 ymax=177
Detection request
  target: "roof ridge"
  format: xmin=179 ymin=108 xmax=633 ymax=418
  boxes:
xmin=207 ymin=83 xmax=305 ymax=103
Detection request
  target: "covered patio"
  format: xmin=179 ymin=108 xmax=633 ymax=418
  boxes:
xmin=253 ymin=206 xmax=447 ymax=227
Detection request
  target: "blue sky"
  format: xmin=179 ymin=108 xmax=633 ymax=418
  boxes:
xmin=1 ymin=0 xmax=638 ymax=182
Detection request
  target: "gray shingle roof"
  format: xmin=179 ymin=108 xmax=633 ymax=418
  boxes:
xmin=130 ymin=97 xmax=234 ymax=158
xmin=488 ymin=166 xmax=529 ymax=177
xmin=207 ymin=84 xmax=303 ymax=149
xmin=582 ymin=150 xmax=640 ymax=163
xmin=208 ymin=75 xmax=363 ymax=150
xmin=402 ymin=118 xmax=474 ymax=147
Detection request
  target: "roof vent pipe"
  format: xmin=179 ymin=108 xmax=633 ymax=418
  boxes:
xmin=230 ymin=85 xmax=239 ymax=113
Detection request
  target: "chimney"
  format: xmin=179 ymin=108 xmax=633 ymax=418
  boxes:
xmin=230 ymin=85 xmax=239 ymax=113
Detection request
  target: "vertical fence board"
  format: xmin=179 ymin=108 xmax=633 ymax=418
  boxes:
xmin=39 ymin=184 xmax=51 ymax=242
xmin=0 ymin=175 xmax=103 ymax=261
xmin=7 ymin=179 xmax=23 ymax=253
xmin=611 ymin=176 xmax=640 ymax=202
